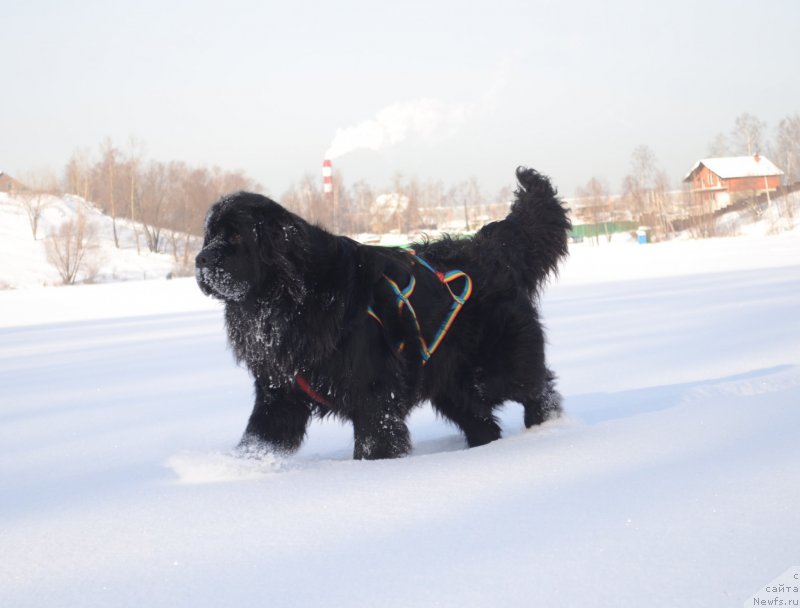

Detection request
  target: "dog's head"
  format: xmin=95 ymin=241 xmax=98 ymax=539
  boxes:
xmin=195 ymin=192 xmax=310 ymax=303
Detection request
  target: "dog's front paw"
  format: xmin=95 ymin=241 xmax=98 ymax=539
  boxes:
xmin=235 ymin=433 xmax=280 ymax=459
xmin=353 ymin=415 xmax=411 ymax=460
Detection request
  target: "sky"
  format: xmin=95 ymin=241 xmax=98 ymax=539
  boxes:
xmin=2 ymin=0 xmax=799 ymax=199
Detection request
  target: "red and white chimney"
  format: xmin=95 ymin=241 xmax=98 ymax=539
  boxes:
xmin=322 ymin=159 xmax=333 ymax=197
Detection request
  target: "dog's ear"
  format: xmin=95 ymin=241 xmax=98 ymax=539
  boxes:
xmin=252 ymin=210 xmax=313 ymax=301
xmin=254 ymin=214 xmax=310 ymax=268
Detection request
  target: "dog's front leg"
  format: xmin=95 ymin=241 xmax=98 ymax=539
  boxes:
xmin=352 ymin=400 xmax=411 ymax=460
xmin=239 ymin=380 xmax=311 ymax=455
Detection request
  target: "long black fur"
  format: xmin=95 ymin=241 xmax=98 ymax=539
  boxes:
xmin=195 ymin=167 xmax=571 ymax=459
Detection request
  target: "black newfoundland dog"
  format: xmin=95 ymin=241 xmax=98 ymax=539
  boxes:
xmin=196 ymin=167 xmax=570 ymax=459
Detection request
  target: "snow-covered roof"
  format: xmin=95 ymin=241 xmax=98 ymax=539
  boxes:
xmin=684 ymin=155 xmax=783 ymax=181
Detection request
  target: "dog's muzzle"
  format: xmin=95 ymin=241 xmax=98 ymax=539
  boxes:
xmin=194 ymin=246 xmax=249 ymax=301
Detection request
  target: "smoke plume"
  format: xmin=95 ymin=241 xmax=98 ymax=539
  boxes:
xmin=325 ymin=79 xmax=505 ymax=160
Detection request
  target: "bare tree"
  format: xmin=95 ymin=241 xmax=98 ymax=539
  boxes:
xmin=651 ymin=170 xmax=673 ymax=238
xmin=621 ymin=144 xmax=657 ymax=224
xmin=283 ymin=174 xmax=326 ymax=227
xmin=446 ymin=177 xmax=482 ymax=232
xmin=775 ymin=114 xmax=800 ymax=185
xmin=139 ymin=161 xmax=170 ymax=252
xmin=390 ymin=173 xmax=425 ymax=233
xmin=209 ymin=166 xmax=260 ymax=199
xmin=280 ymin=180 xmax=306 ymax=218
xmin=330 ymin=169 xmax=350 ymax=233
xmin=493 ymin=184 xmax=512 ymax=206
xmin=346 ymin=179 xmax=376 ymax=234
xmin=97 ymin=139 xmax=121 ymax=248
xmin=731 ymin=113 xmax=766 ymax=155
xmin=18 ymin=190 xmax=50 ymax=240
xmin=166 ymin=164 xmax=209 ymax=270
xmin=64 ymin=148 xmax=93 ymax=201
xmin=619 ymin=145 xmax=674 ymax=239
xmin=575 ymin=177 xmax=612 ymax=244
xmin=681 ymin=182 xmax=718 ymax=239
xmin=17 ymin=170 xmax=58 ymax=239
xmin=45 ymin=207 xmax=98 ymax=285
xmin=125 ymin=137 xmax=146 ymax=254
xmin=707 ymin=132 xmax=731 ymax=157
xmin=413 ymin=180 xmax=442 ymax=230
xmin=774 ymin=114 xmax=800 ymax=228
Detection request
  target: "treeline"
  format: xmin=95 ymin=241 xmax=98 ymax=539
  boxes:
xmin=62 ymin=140 xmax=260 ymax=263
xmin=281 ymin=173 xmax=513 ymax=235
xmin=51 ymin=139 xmax=515 ymax=249
xmin=49 ymin=144 xmax=517 ymax=242
xmin=22 ymin=109 xmax=800 ymax=254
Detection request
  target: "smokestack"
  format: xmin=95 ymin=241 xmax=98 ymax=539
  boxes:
xmin=323 ymin=159 xmax=335 ymax=230
xmin=322 ymin=159 xmax=333 ymax=198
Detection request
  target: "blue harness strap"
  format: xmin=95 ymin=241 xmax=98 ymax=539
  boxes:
xmin=368 ymin=252 xmax=473 ymax=364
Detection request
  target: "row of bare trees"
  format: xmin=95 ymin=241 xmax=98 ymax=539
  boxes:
xmin=280 ymin=172 xmax=513 ymax=236
xmin=62 ymin=139 xmax=261 ymax=266
xmin=57 ymin=141 xmax=512 ymax=249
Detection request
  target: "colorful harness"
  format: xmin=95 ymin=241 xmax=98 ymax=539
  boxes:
xmin=295 ymin=251 xmax=473 ymax=407
xmin=368 ymin=252 xmax=473 ymax=364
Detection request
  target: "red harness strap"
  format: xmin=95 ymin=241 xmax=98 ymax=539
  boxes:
xmin=295 ymin=374 xmax=331 ymax=407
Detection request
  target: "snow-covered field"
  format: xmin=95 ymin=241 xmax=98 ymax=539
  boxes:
xmin=2 ymin=214 xmax=800 ymax=606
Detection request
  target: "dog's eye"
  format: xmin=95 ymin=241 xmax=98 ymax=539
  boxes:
xmin=229 ymin=233 xmax=243 ymax=245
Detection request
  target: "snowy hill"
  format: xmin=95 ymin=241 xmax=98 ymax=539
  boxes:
xmin=0 ymin=192 xmax=191 ymax=289
xmin=1 ymin=195 xmax=800 ymax=607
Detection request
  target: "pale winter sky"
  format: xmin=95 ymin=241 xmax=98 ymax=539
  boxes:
xmin=2 ymin=0 xmax=798 ymax=199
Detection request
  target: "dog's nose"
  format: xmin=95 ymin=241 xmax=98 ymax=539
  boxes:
xmin=195 ymin=250 xmax=214 ymax=268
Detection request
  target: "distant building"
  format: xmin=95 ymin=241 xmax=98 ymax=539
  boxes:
xmin=683 ymin=154 xmax=783 ymax=211
xmin=0 ymin=172 xmax=25 ymax=193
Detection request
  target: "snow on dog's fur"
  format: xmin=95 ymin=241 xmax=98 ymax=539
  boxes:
xmin=195 ymin=167 xmax=571 ymax=459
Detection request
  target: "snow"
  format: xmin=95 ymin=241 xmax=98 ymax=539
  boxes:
xmin=2 ymin=209 xmax=800 ymax=606
xmin=0 ymin=193 xmax=188 ymax=290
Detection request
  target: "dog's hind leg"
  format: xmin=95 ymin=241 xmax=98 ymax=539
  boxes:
xmin=522 ymin=368 xmax=562 ymax=428
xmin=431 ymin=394 xmax=502 ymax=448
xmin=239 ymin=381 xmax=312 ymax=454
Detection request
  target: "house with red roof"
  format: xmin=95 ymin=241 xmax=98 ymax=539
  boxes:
xmin=683 ymin=154 xmax=783 ymax=211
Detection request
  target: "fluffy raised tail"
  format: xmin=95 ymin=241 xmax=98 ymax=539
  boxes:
xmin=478 ymin=167 xmax=571 ymax=294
